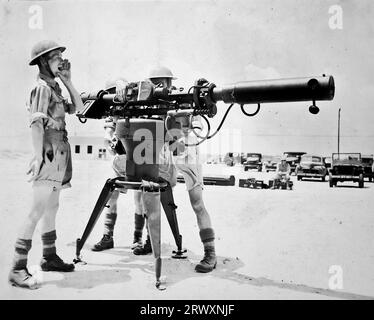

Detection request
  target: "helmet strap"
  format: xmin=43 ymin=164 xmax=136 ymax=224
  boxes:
xmin=38 ymin=56 xmax=55 ymax=79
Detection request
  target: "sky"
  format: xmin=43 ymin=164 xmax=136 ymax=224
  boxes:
xmin=0 ymin=0 xmax=373 ymax=156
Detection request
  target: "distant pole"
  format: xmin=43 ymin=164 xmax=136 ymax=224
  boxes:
xmin=338 ymin=108 xmax=341 ymax=153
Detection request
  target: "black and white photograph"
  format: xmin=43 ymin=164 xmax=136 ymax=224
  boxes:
xmin=0 ymin=0 xmax=373 ymax=305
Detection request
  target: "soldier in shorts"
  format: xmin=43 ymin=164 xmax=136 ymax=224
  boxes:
xmin=8 ymin=40 xmax=84 ymax=289
xmin=147 ymin=66 xmax=217 ymax=273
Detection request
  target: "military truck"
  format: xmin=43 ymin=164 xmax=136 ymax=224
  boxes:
xmin=243 ymin=153 xmax=262 ymax=172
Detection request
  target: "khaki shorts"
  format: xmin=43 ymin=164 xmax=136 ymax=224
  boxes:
xmin=112 ymin=154 xmax=128 ymax=194
xmin=159 ymin=144 xmax=204 ymax=191
xmin=112 ymin=154 xmax=175 ymax=192
xmin=32 ymin=129 xmax=72 ymax=190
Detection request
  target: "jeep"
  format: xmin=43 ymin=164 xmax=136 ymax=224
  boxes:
xmin=329 ymin=153 xmax=364 ymax=188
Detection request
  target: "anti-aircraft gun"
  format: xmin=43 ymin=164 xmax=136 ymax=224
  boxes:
xmin=74 ymin=75 xmax=335 ymax=289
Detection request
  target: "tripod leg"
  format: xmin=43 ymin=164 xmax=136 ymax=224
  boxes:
xmin=74 ymin=178 xmax=116 ymax=263
xmin=141 ymin=190 xmax=165 ymax=290
xmin=160 ymin=185 xmax=187 ymax=259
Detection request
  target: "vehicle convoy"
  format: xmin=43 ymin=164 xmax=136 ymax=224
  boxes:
xmin=283 ymin=151 xmax=306 ymax=174
xmin=296 ymin=154 xmax=327 ymax=181
xmin=243 ymin=153 xmax=262 ymax=171
xmin=329 ymin=153 xmax=365 ymax=188
xmin=361 ymin=154 xmax=374 ymax=182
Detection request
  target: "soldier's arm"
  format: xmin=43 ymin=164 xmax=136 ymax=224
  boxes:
xmin=57 ymin=59 xmax=84 ymax=113
xmin=27 ymin=84 xmax=51 ymax=178
xmin=103 ymin=118 xmax=117 ymax=156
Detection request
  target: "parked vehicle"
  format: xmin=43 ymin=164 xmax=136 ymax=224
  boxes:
xmin=263 ymin=156 xmax=280 ymax=172
xmin=361 ymin=154 xmax=374 ymax=182
xmin=283 ymin=151 xmax=307 ymax=174
xmin=329 ymin=153 xmax=364 ymax=188
xmin=243 ymin=153 xmax=262 ymax=171
xmin=296 ymin=154 xmax=327 ymax=181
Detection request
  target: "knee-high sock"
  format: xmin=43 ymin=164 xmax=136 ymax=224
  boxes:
xmin=199 ymin=228 xmax=215 ymax=251
xmin=42 ymin=230 xmax=57 ymax=258
xmin=104 ymin=212 xmax=117 ymax=237
xmin=133 ymin=213 xmax=145 ymax=242
xmin=12 ymin=238 xmax=32 ymax=271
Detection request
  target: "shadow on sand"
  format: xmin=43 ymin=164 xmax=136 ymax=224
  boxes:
xmin=43 ymin=243 xmax=374 ymax=300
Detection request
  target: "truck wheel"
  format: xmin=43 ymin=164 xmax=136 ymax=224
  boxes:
xmin=244 ymin=167 xmax=248 ymax=172
xmin=369 ymin=177 xmax=373 ymax=182
xmin=359 ymin=174 xmax=364 ymax=188
xmin=322 ymin=176 xmax=325 ymax=182
xmin=258 ymin=167 xmax=262 ymax=172
xmin=329 ymin=178 xmax=334 ymax=188
xmin=297 ymin=176 xmax=302 ymax=181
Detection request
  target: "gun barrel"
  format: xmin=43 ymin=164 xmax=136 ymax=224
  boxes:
xmin=212 ymin=75 xmax=335 ymax=105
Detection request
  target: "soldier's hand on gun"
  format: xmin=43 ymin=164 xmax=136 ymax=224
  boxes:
xmin=169 ymin=137 xmax=186 ymax=156
xmin=115 ymin=79 xmax=127 ymax=103
xmin=57 ymin=59 xmax=71 ymax=83
xmin=27 ymin=156 xmax=43 ymax=182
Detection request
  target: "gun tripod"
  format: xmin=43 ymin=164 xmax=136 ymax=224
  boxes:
xmin=74 ymin=118 xmax=187 ymax=290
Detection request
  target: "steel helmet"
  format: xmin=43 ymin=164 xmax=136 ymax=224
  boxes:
xmin=29 ymin=40 xmax=66 ymax=66
xmin=148 ymin=66 xmax=177 ymax=80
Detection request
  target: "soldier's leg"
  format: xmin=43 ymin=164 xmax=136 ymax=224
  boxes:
xmin=177 ymin=162 xmax=216 ymax=273
xmin=92 ymin=154 xmax=127 ymax=251
xmin=91 ymin=190 xmax=119 ymax=251
xmin=39 ymin=188 xmax=74 ymax=272
xmin=9 ymin=185 xmax=54 ymax=289
xmin=188 ymin=185 xmax=217 ymax=273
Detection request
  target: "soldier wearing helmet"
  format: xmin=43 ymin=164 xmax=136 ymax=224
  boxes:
xmin=145 ymin=66 xmax=217 ymax=273
xmin=148 ymin=66 xmax=177 ymax=89
xmin=8 ymin=40 xmax=84 ymax=289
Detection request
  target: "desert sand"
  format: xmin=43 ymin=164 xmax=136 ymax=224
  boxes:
xmin=0 ymin=151 xmax=373 ymax=300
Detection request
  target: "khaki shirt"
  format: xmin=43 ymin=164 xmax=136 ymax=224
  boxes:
xmin=28 ymin=73 xmax=76 ymax=131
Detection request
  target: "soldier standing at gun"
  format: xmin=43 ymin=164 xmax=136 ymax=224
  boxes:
xmin=8 ymin=40 xmax=84 ymax=289
xmin=91 ymin=78 xmax=152 ymax=255
xmin=147 ymin=66 xmax=217 ymax=273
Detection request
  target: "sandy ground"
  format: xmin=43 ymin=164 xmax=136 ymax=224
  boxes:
xmin=0 ymin=152 xmax=373 ymax=300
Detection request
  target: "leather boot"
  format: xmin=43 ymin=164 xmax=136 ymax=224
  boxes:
xmin=195 ymin=246 xmax=217 ymax=273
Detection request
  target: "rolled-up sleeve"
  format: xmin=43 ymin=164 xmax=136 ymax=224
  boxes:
xmin=29 ymin=85 xmax=51 ymax=127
